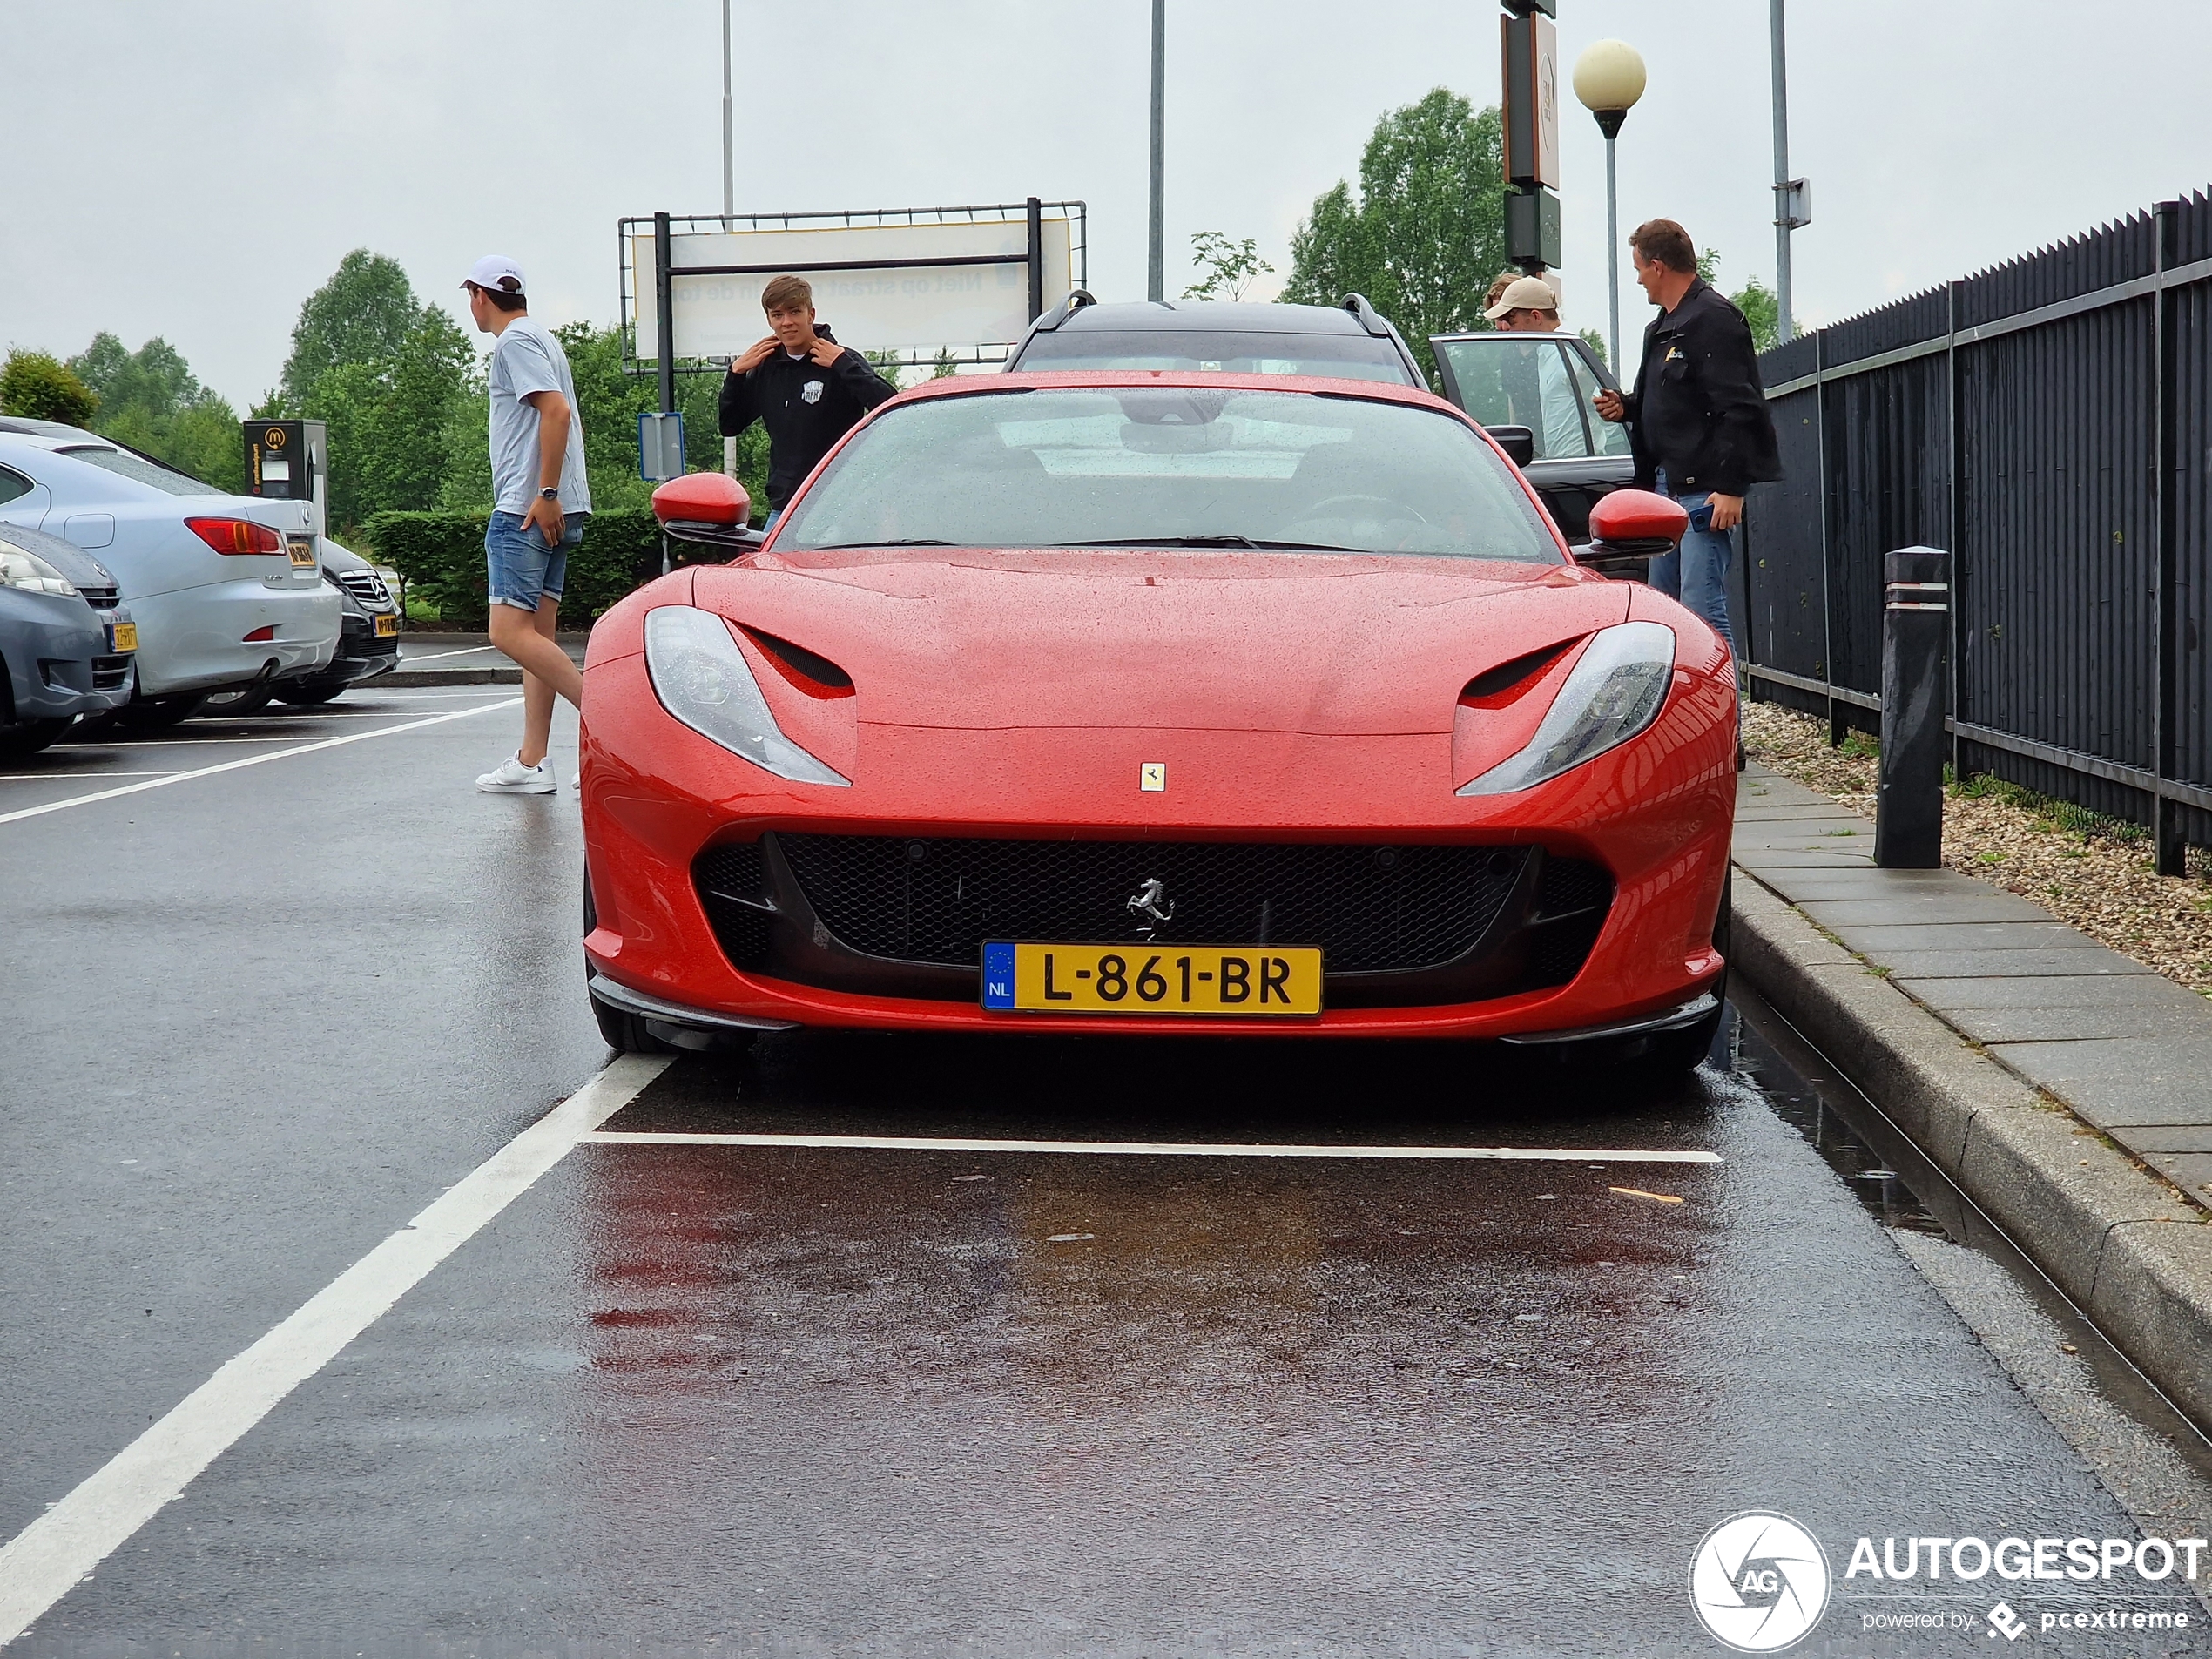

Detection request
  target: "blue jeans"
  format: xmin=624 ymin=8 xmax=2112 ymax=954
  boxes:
xmin=486 ymin=511 xmax=586 ymax=612
xmin=1646 ymin=474 xmax=1737 ymax=657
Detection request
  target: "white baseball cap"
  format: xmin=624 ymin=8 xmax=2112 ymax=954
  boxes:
xmin=1483 ymin=274 xmax=1562 ymax=321
xmin=462 ymin=254 xmax=526 ymax=295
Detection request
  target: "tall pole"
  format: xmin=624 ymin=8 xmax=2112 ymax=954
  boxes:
xmin=720 ymin=0 xmax=734 ymax=220
xmin=1769 ymin=0 xmax=1794 ymax=343
xmin=1604 ymin=134 xmax=1621 ymax=370
xmin=1148 ymin=0 xmax=1165 ymax=302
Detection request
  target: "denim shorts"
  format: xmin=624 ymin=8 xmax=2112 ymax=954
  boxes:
xmin=486 ymin=511 xmax=586 ymax=612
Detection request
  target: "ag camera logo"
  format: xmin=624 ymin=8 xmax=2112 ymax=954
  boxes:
xmin=1689 ymin=1512 xmax=1831 ymax=1651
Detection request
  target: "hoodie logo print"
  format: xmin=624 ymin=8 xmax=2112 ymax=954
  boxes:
xmin=801 ymin=380 xmax=824 ymax=405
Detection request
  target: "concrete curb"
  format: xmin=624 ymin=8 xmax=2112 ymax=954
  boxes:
xmin=1730 ymin=869 xmax=2212 ymax=1427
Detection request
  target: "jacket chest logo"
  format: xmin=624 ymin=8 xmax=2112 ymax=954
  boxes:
xmin=801 ymin=380 xmax=825 ymax=405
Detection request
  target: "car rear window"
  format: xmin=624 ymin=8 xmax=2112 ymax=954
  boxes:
xmin=1015 ymin=329 xmax=1416 ymax=385
xmin=57 ymin=445 xmax=224 ymax=496
xmin=776 ymin=386 xmax=1559 ymax=564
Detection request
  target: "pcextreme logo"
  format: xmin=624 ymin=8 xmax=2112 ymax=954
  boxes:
xmin=1689 ymin=1512 xmax=1831 ymax=1652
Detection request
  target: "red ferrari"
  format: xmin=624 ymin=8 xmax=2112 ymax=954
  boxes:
xmin=580 ymin=372 xmax=1734 ymax=1075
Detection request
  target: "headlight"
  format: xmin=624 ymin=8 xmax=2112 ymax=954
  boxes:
xmin=1457 ymin=620 xmax=1676 ymax=796
xmin=0 ymin=542 xmax=79 ymax=597
xmin=644 ymin=605 xmax=850 ymax=787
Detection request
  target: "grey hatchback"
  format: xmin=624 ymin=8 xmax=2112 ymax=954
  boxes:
xmin=0 ymin=522 xmax=136 ymax=756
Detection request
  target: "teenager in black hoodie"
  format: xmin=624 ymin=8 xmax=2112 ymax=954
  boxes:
xmin=718 ymin=273 xmax=898 ymax=523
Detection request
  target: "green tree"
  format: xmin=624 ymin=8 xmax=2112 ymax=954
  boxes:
xmin=1730 ymin=276 xmax=1783 ymax=354
xmin=69 ymin=333 xmax=245 ymax=491
xmin=280 ymin=250 xmax=425 ymax=409
xmin=1694 ymin=249 xmax=1788 ymax=354
xmin=1281 ymin=89 xmax=1507 ymax=388
xmin=273 ymin=253 xmax=475 ymax=529
xmin=1183 ymin=232 xmax=1273 ymax=301
xmin=0 ymin=351 xmax=98 ymax=425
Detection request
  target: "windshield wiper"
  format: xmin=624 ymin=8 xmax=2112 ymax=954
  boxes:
xmin=1052 ymin=535 xmax=1366 ymax=552
xmin=806 ymin=538 xmax=958 ymax=549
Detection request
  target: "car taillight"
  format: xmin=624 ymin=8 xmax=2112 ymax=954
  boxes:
xmin=186 ymin=517 xmax=282 ymax=556
xmin=243 ymin=624 xmax=276 ymax=642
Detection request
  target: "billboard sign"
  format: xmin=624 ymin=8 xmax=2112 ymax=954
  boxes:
xmin=624 ymin=203 xmax=1085 ymax=371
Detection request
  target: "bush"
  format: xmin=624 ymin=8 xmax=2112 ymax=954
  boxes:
xmin=361 ymin=507 xmax=665 ymax=631
xmin=0 ymin=350 xmax=98 ymax=426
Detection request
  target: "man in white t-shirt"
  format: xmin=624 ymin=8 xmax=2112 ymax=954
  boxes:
xmin=462 ymin=254 xmax=590 ymax=794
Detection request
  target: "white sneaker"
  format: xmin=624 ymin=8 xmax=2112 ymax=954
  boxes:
xmin=476 ymin=753 xmax=556 ymax=794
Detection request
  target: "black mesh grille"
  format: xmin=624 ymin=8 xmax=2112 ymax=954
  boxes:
xmin=697 ymin=841 xmax=765 ymax=901
xmin=1525 ymin=857 xmax=1614 ymax=988
xmin=695 ymin=841 xmax=772 ymax=970
xmin=91 ymin=655 xmax=130 ymax=691
xmin=776 ymin=834 xmax=1530 ymax=973
xmin=1535 ymin=857 xmax=1612 ymax=918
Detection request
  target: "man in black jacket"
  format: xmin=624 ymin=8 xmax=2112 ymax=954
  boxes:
xmin=718 ymin=274 xmax=898 ymax=525
xmin=1593 ymin=219 xmax=1780 ymax=658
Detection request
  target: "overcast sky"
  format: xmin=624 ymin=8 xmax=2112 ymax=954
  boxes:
xmin=10 ymin=0 xmax=2211 ymax=404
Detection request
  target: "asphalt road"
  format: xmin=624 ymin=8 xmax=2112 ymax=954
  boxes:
xmin=5 ymin=685 xmax=2212 ymax=1656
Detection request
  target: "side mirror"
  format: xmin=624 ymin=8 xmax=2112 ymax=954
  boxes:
xmin=651 ymin=471 xmax=764 ymax=561
xmin=1485 ymin=424 xmax=1535 ymax=468
xmin=1579 ymin=488 xmax=1689 ymax=578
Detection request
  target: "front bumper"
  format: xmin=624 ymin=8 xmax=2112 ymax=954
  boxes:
xmin=297 ymin=613 xmax=401 ymax=687
xmin=579 ymin=646 xmax=1737 ymax=1041
xmin=3 ymin=597 xmax=135 ymax=722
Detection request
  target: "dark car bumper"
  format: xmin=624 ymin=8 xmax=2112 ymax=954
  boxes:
xmin=291 ymin=615 xmax=400 ymax=687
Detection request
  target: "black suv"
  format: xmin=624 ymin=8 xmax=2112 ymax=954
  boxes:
xmin=1007 ymin=293 xmax=1426 ymax=385
xmin=1007 ymin=295 xmax=1633 ymax=547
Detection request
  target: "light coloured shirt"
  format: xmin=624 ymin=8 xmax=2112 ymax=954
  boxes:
xmin=488 ymin=316 xmax=591 ymax=516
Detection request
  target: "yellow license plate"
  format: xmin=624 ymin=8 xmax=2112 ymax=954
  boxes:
xmin=287 ymin=533 xmax=317 ymax=568
xmin=109 ymin=622 xmax=138 ymax=652
xmin=983 ymin=941 xmax=1323 ymax=1016
xmin=373 ymin=612 xmax=401 ymax=637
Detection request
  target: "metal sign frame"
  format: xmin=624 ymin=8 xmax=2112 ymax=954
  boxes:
xmin=618 ymin=200 xmax=1088 ymax=379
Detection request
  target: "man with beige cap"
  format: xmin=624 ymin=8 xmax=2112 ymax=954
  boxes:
xmin=1483 ymin=275 xmax=1584 ymax=461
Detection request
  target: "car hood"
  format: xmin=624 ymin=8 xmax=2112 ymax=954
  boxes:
xmin=690 ymin=548 xmax=1630 ymax=735
xmin=0 ymin=519 xmax=118 ymax=589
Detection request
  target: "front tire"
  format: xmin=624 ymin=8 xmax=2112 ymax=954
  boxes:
xmin=1614 ymin=879 xmax=1732 ymax=1080
xmin=0 ymin=718 xmax=70 ymax=758
xmin=272 ymin=680 xmax=347 ymax=706
xmin=118 ymin=691 xmax=208 ymax=728
xmin=592 ymin=995 xmax=680 ymax=1055
xmin=200 ymin=683 xmax=277 ymax=718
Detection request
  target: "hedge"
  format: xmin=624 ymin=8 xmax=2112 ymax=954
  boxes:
xmin=360 ymin=509 xmax=664 ymax=631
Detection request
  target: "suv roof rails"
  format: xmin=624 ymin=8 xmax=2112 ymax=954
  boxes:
xmin=1031 ymin=289 xmax=1099 ymax=333
xmin=1341 ymin=293 xmax=1393 ymax=339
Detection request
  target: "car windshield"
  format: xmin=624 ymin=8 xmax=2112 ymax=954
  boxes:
xmin=775 ymin=387 xmax=1560 ymax=564
xmin=1015 ymin=329 xmax=1415 ymax=385
xmin=56 ymin=445 xmax=224 ymax=496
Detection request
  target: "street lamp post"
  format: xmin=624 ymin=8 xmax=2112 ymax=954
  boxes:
xmin=720 ymin=0 xmax=734 ymax=221
xmin=1148 ymin=0 xmax=1165 ymax=302
xmin=1769 ymin=0 xmax=1811 ymax=344
xmin=1571 ymin=39 xmax=1646 ymax=372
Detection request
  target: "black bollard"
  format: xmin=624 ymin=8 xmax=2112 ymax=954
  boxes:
xmin=1876 ymin=546 xmax=1951 ymax=867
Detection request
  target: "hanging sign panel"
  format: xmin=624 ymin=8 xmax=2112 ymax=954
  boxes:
xmin=625 ymin=206 xmax=1082 ymax=368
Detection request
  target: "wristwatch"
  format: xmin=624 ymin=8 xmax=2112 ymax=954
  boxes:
xmin=538 ymin=487 xmax=559 ymax=500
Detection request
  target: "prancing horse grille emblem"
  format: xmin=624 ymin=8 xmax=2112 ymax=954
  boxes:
xmin=1126 ymin=877 xmax=1175 ymax=936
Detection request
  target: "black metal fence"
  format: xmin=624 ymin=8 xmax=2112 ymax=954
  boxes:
xmin=1737 ymin=189 xmax=2212 ymax=873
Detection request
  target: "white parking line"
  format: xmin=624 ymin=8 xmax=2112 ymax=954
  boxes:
xmin=0 ymin=698 xmax=521 ymax=827
xmin=396 ymin=644 xmax=501 ymax=663
xmin=0 ymin=1055 xmax=667 ymax=1649
xmin=584 ymin=1131 xmax=1723 ymax=1163
xmin=0 ymin=771 xmax=185 ymax=781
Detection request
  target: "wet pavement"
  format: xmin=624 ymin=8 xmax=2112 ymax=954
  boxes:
xmin=5 ymin=690 xmax=2212 ymax=1656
